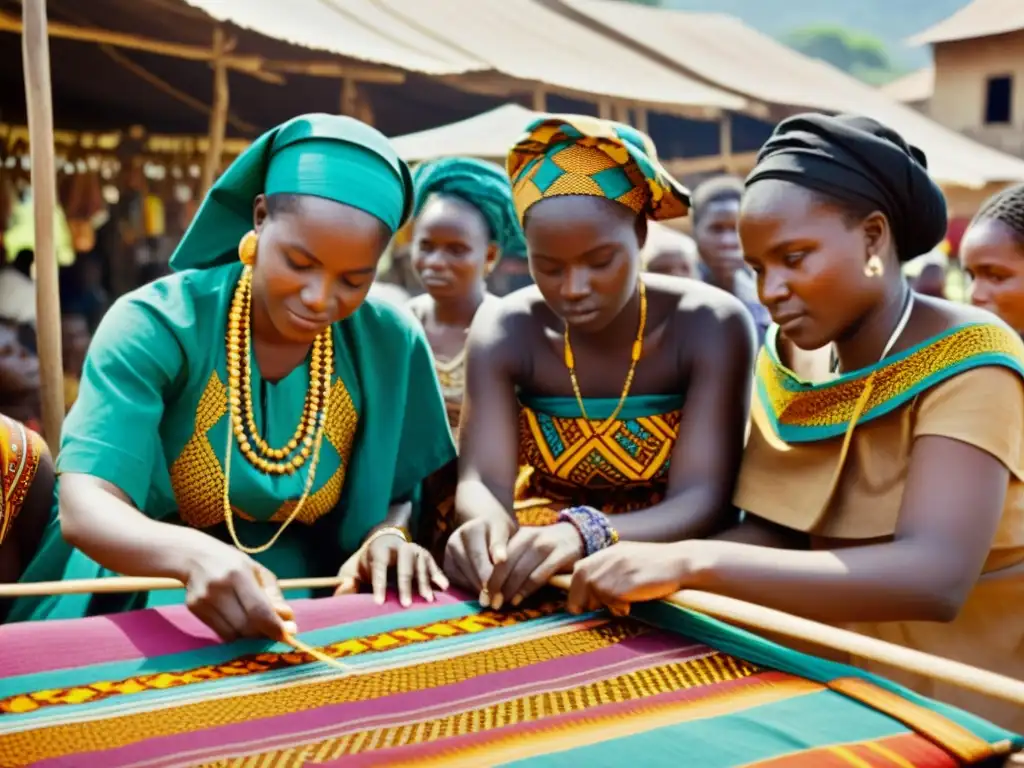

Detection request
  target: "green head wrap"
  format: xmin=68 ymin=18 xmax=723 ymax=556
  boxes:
xmin=170 ymin=114 xmax=414 ymax=272
xmin=411 ymin=156 xmax=526 ymax=257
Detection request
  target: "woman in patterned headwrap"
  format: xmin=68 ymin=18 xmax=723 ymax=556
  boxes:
xmin=442 ymin=116 xmax=756 ymax=609
xmin=566 ymin=113 xmax=1024 ymax=731
xmin=407 ymin=157 xmax=524 ymax=439
xmin=8 ymin=115 xmax=455 ymax=635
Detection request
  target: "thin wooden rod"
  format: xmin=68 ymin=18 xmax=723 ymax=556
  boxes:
xmin=21 ymin=0 xmax=64 ymax=444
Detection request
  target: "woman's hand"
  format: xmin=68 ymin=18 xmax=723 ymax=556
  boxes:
xmin=336 ymin=532 xmax=449 ymax=607
xmin=566 ymin=541 xmax=696 ymax=615
xmin=183 ymin=543 xmax=296 ymax=643
xmin=484 ymin=523 xmax=585 ymax=609
xmin=443 ymin=513 xmax=516 ymax=600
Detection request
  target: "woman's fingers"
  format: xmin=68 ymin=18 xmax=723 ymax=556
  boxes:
xmin=416 ymin=549 xmax=434 ymax=603
xmin=396 ymin=544 xmax=417 ymax=607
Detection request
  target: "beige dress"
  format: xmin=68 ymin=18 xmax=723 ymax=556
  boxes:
xmin=735 ymin=364 xmax=1024 ymax=731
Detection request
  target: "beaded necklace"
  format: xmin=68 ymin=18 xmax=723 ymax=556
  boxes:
xmin=221 ymin=267 xmax=332 ymax=554
xmin=563 ymin=279 xmax=647 ymax=430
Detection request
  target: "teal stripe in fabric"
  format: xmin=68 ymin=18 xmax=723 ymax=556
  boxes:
xmin=500 ymin=689 xmax=912 ymax=768
xmin=634 ymin=601 xmax=1023 ymax=747
xmin=0 ymin=600 xmax=480 ymax=700
xmin=519 ymin=394 xmax=684 ymax=420
xmin=758 ymin=322 xmax=1024 ymax=443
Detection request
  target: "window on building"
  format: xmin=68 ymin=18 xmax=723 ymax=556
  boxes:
xmin=984 ymin=75 xmax=1013 ymax=124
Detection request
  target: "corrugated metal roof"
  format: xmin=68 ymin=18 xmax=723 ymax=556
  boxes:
xmin=178 ymin=0 xmax=486 ymax=75
xmin=556 ymin=0 xmax=1024 ymax=186
xmin=881 ymin=68 xmax=934 ymax=104
xmin=390 ymin=103 xmax=538 ymax=161
xmin=376 ymin=0 xmax=745 ymax=112
xmin=909 ymin=0 xmax=1024 ymax=45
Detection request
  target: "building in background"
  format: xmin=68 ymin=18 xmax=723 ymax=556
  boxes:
xmin=906 ymin=0 xmax=1024 ymax=158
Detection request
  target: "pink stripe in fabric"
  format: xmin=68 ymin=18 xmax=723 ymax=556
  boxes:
xmin=0 ymin=591 xmax=470 ymax=676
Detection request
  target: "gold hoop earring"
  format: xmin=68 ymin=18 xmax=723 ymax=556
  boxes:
xmin=864 ymin=254 xmax=884 ymax=278
xmin=238 ymin=230 xmax=258 ymax=267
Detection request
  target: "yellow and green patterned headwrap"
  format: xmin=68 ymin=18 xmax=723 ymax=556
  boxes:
xmin=506 ymin=115 xmax=690 ymax=224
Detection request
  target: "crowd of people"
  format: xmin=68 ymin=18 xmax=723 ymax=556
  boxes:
xmin=0 ymin=110 xmax=1023 ymax=735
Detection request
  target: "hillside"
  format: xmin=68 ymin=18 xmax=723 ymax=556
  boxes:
xmin=653 ymin=0 xmax=968 ymax=69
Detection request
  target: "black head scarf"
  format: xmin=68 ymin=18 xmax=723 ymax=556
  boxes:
xmin=745 ymin=113 xmax=947 ymax=261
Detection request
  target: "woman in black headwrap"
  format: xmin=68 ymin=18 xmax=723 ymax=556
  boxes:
xmin=565 ymin=114 xmax=1024 ymax=730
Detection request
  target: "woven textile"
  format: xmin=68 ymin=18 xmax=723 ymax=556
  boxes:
xmin=0 ymin=591 xmax=1019 ymax=767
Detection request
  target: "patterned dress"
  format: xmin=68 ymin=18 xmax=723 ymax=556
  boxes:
xmin=514 ymin=394 xmax=683 ymax=525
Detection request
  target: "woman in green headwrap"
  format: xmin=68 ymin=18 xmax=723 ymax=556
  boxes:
xmin=442 ymin=116 xmax=756 ymax=609
xmin=407 ymin=157 xmax=524 ymax=439
xmin=8 ymin=115 xmax=455 ymax=639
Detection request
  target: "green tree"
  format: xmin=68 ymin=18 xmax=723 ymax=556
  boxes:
xmin=783 ymin=25 xmax=904 ymax=85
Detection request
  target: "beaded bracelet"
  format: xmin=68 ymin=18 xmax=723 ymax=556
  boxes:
xmin=557 ymin=506 xmax=619 ymax=557
xmin=363 ymin=525 xmax=411 ymax=549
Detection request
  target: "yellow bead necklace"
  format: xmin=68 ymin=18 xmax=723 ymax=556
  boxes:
xmin=563 ymin=279 xmax=646 ymax=429
xmin=222 ymin=266 xmax=332 ymax=554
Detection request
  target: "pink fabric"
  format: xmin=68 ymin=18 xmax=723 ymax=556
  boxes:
xmin=0 ymin=590 xmax=470 ymax=676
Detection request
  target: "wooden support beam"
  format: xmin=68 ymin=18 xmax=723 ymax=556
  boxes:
xmin=635 ymin=107 xmax=649 ymax=135
xmin=719 ymin=112 xmax=734 ymax=173
xmin=21 ymin=0 xmax=65 ymax=444
xmin=0 ymin=11 xmax=408 ymax=86
xmin=199 ymin=26 xmax=229 ymax=199
xmin=340 ymin=77 xmax=358 ymax=116
xmin=532 ymin=88 xmax=547 ymax=112
xmin=269 ymin=60 xmax=404 ymax=84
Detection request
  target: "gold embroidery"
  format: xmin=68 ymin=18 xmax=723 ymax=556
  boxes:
xmin=169 ymin=373 xmax=358 ymax=529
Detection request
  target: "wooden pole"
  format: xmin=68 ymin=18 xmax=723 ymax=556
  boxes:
xmin=635 ymin=107 xmax=649 ymax=135
xmin=21 ymin=0 xmax=64 ymax=445
xmin=719 ymin=112 xmax=734 ymax=174
xmin=340 ymin=77 xmax=357 ymax=116
xmin=532 ymin=88 xmax=547 ymax=113
xmin=199 ymin=25 xmax=228 ymax=199
xmin=546 ymin=575 xmax=1024 ymax=707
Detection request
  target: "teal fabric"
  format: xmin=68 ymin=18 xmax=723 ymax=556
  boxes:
xmin=169 ymin=114 xmax=414 ymax=272
xmin=7 ymin=263 xmax=455 ymax=622
xmin=635 ymin=600 xmax=1023 ymax=747
xmin=412 ymin=156 xmax=526 ymax=255
xmin=518 ymin=393 xmax=684 ymax=421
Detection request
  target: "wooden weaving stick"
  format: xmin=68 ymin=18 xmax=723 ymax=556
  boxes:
xmin=548 ymin=574 xmax=1024 ymax=707
xmin=5 ymin=574 xmax=1024 ymax=706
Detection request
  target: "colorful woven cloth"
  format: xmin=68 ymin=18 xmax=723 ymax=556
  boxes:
xmin=506 ymin=115 xmax=690 ymax=223
xmin=0 ymin=592 xmax=1019 ymax=767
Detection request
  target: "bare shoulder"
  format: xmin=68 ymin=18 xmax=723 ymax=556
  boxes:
xmin=466 ymin=286 xmax=544 ymax=367
xmin=647 ymin=274 xmax=756 ymax=346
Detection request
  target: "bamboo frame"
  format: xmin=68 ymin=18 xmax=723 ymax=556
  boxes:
xmin=21 ymin=0 xmax=65 ymax=445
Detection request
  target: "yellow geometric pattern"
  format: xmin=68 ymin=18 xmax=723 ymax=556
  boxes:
xmin=0 ymin=603 xmax=561 ymax=716
xmin=514 ymin=405 xmax=681 ymax=525
xmin=758 ymin=322 xmax=1024 ymax=435
xmin=197 ymin=653 xmax=761 ymax=766
xmin=168 ymin=372 xmax=358 ymax=529
xmin=507 ymin=116 xmax=689 ymax=224
xmin=0 ymin=618 xmax=649 ymax=763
